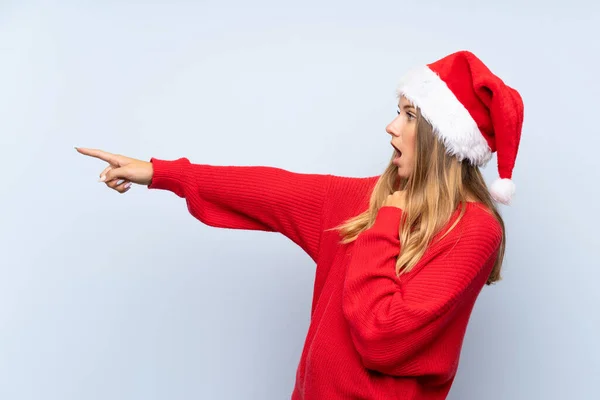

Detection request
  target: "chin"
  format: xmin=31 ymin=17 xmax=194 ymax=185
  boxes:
xmin=396 ymin=168 xmax=409 ymax=179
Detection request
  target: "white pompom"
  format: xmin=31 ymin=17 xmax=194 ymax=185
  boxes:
xmin=490 ymin=178 xmax=515 ymax=205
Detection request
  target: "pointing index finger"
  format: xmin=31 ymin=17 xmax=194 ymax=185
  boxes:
xmin=75 ymin=147 xmax=118 ymax=164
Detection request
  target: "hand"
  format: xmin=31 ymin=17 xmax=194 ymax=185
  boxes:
xmin=75 ymin=147 xmax=154 ymax=193
xmin=382 ymin=190 xmax=407 ymax=210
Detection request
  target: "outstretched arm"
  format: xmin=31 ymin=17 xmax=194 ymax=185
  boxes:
xmin=76 ymin=148 xmax=332 ymax=263
xmin=148 ymin=157 xmax=332 ymax=262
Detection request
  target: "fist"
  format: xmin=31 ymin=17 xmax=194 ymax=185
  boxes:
xmin=383 ymin=190 xmax=407 ymax=210
xmin=76 ymin=147 xmax=154 ymax=193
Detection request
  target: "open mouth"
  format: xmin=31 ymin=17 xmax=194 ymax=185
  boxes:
xmin=391 ymin=143 xmax=402 ymax=158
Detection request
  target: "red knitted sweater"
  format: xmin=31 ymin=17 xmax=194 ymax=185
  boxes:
xmin=148 ymin=157 xmax=502 ymax=400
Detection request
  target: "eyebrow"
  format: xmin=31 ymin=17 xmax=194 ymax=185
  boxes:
xmin=398 ymin=103 xmax=416 ymax=110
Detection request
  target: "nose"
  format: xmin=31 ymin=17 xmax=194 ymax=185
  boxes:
xmin=386 ymin=118 xmax=401 ymax=137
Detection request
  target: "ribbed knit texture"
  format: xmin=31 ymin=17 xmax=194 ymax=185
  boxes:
xmin=148 ymin=157 xmax=503 ymax=400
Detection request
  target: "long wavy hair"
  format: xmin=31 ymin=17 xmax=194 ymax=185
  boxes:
xmin=332 ymin=108 xmax=505 ymax=285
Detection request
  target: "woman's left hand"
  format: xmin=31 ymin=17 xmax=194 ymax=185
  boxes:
xmin=383 ymin=190 xmax=407 ymax=210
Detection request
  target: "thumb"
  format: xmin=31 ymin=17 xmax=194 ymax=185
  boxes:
xmin=103 ymin=166 xmax=129 ymax=182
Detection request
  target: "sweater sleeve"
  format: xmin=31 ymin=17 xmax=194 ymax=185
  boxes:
xmin=148 ymin=157 xmax=332 ymax=263
xmin=341 ymin=206 xmax=501 ymax=375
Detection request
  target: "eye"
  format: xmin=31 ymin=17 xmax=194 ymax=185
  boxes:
xmin=397 ymin=108 xmax=416 ymax=121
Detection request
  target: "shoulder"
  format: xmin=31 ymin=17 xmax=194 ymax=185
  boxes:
xmin=464 ymin=202 xmax=502 ymax=232
xmin=322 ymin=174 xmax=380 ymax=227
xmin=326 ymin=174 xmax=379 ymax=197
xmin=407 ymin=204 xmax=504 ymax=284
xmin=446 ymin=202 xmax=503 ymax=254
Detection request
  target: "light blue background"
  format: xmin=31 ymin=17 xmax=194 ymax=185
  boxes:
xmin=1 ymin=1 xmax=599 ymax=399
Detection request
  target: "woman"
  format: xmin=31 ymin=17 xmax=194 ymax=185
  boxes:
xmin=77 ymin=50 xmax=524 ymax=399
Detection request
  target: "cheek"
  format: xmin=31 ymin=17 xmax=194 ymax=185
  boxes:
xmin=402 ymin=151 xmax=415 ymax=173
xmin=405 ymin=126 xmax=417 ymax=150
xmin=402 ymin=127 xmax=417 ymax=169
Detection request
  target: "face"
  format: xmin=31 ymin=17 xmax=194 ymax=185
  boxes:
xmin=387 ymin=96 xmax=417 ymax=178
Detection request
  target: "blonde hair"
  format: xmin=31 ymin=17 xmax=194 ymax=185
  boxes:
xmin=332 ymin=108 xmax=505 ymax=285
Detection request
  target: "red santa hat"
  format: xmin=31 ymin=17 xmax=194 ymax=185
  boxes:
xmin=396 ymin=50 xmax=524 ymax=205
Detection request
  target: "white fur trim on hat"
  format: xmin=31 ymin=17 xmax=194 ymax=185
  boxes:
xmin=396 ymin=66 xmax=492 ymax=166
xmin=490 ymin=178 xmax=515 ymax=205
